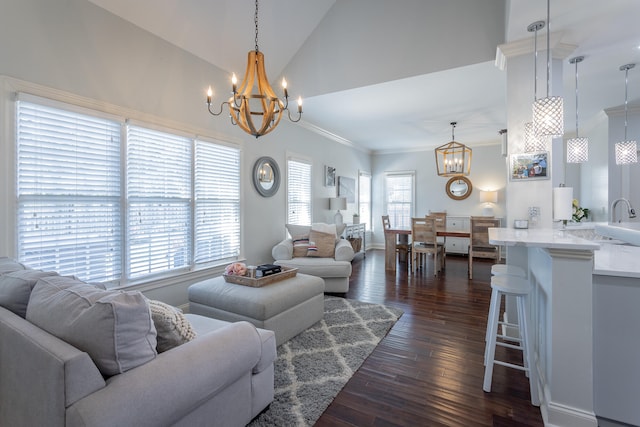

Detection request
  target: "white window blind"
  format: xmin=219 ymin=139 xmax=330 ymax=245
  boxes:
xmin=16 ymin=100 xmax=122 ymax=282
xmin=358 ymin=172 xmax=372 ymax=228
xmin=385 ymin=172 xmax=415 ymax=229
xmin=127 ymin=126 xmax=191 ymax=279
xmin=194 ymin=141 xmax=240 ymax=263
xmin=287 ymin=158 xmax=312 ymax=225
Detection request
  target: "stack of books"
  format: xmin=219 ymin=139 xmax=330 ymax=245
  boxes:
xmin=255 ymin=264 xmax=282 ymax=278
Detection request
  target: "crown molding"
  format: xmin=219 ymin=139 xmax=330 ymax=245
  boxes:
xmin=495 ymin=31 xmax=577 ymax=70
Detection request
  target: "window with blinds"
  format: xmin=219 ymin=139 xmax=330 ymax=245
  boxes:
xmin=126 ymin=126 xmax=192 ymax=278
xmin=194 ymin=140 xmax=240 ymax=264
xmin=385 ymin=172 xmax=415 ymax=229
xmin=16 ymin=96 xmax=242 ymax=285
xmin=16 ymin=100 xmax=122 ymax=282
xmin=358 ymin=171 xmax=372 ymax=228
xmin=287 ymin=157 xmax=312 ymax=225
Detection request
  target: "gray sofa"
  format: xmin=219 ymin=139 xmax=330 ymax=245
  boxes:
xmin=0 ymin=258 xmax=276 ymax=427
xmin=272 ymin=223 xmax=354 ymax=293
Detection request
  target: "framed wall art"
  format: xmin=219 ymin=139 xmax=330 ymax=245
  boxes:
xmin=510 ymin=151 xmax=549 ymax=181
xmin=338 ymin=176 xmax=356 ymax=203
xmin=324 ymin=165 xmax=336 ymax=187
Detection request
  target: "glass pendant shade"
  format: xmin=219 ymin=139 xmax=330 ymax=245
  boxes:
xmin=615 ymin=64 xmax=637 ymax=165
xmin=533 ymin=96 xmax=564 ymax=138
xmin=615 ymin=140 xmax=638 ymax=165
xmin=567 ymin=137 xmax=589 ymax=163
xmin=566 ymin=56 xmax=588 ymax=163
xmin=525 ymin=121 xmax=548 ymax=152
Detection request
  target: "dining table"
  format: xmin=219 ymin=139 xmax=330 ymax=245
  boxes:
xmin=384 ymin=227 xmax=471 ymax=271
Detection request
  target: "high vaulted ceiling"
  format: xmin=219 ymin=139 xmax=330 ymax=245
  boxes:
xmin=89 ymin=0 xmax=640 ymax=152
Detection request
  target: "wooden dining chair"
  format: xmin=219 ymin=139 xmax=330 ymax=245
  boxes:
xmin=468 ymin=217 xmax=501 ymax=279
xmin=411 ymin=217 xmax=444 ymax=276
xmin=428 ymin=211 xmax=447 ymax=246
xmin=382 ymin=215 xmax=411 ymax=267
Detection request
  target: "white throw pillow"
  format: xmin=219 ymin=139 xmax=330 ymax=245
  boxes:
xmin=148 ymin=300 xmax=196 ymax=353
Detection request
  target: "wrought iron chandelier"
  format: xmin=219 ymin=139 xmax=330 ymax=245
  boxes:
xmin=206 ymin=0 xmax=302 ymax=138
xmin=435 ymin=122 xmax=472 ymax=177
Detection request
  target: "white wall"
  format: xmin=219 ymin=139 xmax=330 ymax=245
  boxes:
xmin=0 ymin=0 xmax=370 ymax=306
xmin=370 ymin=144 xmax=506 ymax=245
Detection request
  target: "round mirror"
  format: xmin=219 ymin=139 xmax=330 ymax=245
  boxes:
xmin=252 ymin=156 xmax=280 ymax=197
xmin=446 ymin=176 xmax=472 ymax=200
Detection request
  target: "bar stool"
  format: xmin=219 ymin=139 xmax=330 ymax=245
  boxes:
xmin=483 ymin=275 xmax=540 ymax=406
xmin=485 ymin=264 xmax=527 ymax=347
xmin=491 ymin=264 xmax=526 ymax=278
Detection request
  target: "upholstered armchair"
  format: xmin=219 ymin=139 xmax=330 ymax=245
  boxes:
xmin=272 ymin=223 xmax=354 ymax=293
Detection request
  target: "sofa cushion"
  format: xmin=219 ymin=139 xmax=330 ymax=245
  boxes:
xmin=0 ymin=269 xmax=58 ymax=318
xmin=26 ymin=276 xmax=157 ymax=376
xmin=274 ymin=258 xmax=352 ymax=278
xmin=148 ymin=299 xmax=196 ymax=352
xmin=286 ymin=223 xmax=346 ymax=245
xmin=0 ymin=257 xmax=26 ymax=275
xmin=307 ymin=230 xmax=336 ymax=258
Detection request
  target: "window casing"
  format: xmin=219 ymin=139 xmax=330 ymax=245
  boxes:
xmin=16 ymin=95 xmax=241 ymax=285
xmin=286 ymin=156 xmax=312 ymax=225
xmin=358 ymin=171 xmax=371 ymax=228
xmin=384 ymin=172 xmax=415 ymax=229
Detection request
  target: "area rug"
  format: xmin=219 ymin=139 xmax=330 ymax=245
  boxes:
xmin=249 ymin=296 xmax=403 ymax=427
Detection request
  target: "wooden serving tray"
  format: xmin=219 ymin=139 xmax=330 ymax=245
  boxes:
xmin=223 ymin=266 xmax=298 ymax=287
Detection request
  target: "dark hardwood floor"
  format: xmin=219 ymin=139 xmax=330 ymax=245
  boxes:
xmin=315 ymin=250 xmax=544 ymax=427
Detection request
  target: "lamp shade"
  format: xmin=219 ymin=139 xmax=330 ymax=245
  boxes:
xmin=479 ymin=190 xmax=498 ymax=204
xmin=330 ymin=197 xmax=347 ymax=211
xmin=553 ymin=186 xmax=573 ymax=221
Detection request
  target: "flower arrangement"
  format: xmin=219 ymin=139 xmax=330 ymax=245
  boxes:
xmin=225 ymin=262 xmax=247 ymax=276
xmin=572 ymin=199 xmax=590 ymax=223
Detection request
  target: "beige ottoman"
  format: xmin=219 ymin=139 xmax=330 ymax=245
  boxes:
xmin=188 ymin=273 xmax=325 ymax=346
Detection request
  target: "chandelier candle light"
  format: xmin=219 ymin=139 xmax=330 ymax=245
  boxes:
xmin=567 ymin=56 xmax=589 ymax=163
xmin=206 ymin=0 xmax=302 ymax=138
xmin=615 ymin=63 xmax=638 ymax=165
xmin=533 ymin=0 xmax=564 ymax=139
xmin=435 ymin=122 xmax=472 ymax=177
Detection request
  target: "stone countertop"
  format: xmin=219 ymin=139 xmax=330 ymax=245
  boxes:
xmin=593 ymin=244 xmax=640 ymax=279
xmin=488 ymin=227 xmax=600 ymax=251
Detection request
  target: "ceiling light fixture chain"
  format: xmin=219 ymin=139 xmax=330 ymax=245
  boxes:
xmin=525 ymin=20 xmax=548 ymax=153
xmin=205 ymin=0 xmax=303 ymax=138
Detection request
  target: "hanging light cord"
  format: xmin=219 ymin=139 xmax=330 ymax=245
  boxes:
xmin=534 ymin=25 xmax=539 ymax=101
xmin=546 ymin=0 xmax=551 ymax=97
xmin=624 ymin=65 xmax=629 ymax=140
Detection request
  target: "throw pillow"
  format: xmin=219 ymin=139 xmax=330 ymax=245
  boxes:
xmin=0 ymin=269 xmax=58 ymax=318
xmin=148 ymin=300 xmax=196 ymax=353
xmin=292 ymin=234 xmax=311 ymax=258
xmin=0 ymin=257 xmax=26 ymax=275
xmin=307 ymin=230 xmax=336 ymax=258
xmin=26 ymin=276 xmax=157 ymax=377
xmin=286 ymin=224 xmax=311 ymax=240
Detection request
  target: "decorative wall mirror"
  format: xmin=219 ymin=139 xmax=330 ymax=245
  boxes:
xmin=445 ymin=176 xmax=472 ymax=200
xmin=252 ymin=156 xmax=280 ymax=197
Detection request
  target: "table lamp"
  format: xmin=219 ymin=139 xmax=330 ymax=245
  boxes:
xmin=480 ymin=190 xmax=498 ymax=216
xmin=330 ymin=197 xmax=347 ymax=226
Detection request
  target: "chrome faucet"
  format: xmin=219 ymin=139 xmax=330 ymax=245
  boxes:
xmin=610 ymin=198 xmax=637 ymax=223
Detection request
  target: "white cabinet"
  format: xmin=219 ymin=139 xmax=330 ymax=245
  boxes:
xmin=445 ymin=216 xmax=469 ymax=254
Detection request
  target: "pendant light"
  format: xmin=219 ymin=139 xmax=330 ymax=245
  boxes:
xmin=533 ymin=0 xmax=564 ymax=139
xmin=525 ymin=21 xmax=549 ymax=152
xmin=566 ymin=56 xmax=589 ymax=163
xmin=435 ymin=122 xmax=472 ymax=177
xmin=615 ymin=63 xmax=638 ymax=165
